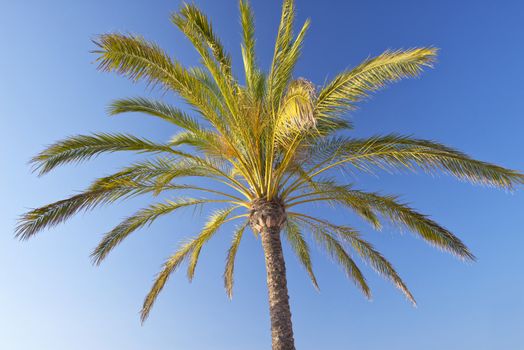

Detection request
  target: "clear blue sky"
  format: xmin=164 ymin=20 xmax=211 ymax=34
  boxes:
xmin=1 ymin=1 xmax=523 ymax=349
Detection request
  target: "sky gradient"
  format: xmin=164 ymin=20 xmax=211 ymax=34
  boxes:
xmin=1 ymin=1 xmax=523 ymax=349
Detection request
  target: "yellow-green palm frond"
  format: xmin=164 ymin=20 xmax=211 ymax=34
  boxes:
xmin=15 ymin=187 xmax=137 ymax=240
xmin=287 ymin=180 xmax=382 ymax=230
xmin=224 ymin=221 xmax=249 ymax=299
xmin=172 ymin=4 xmax=238 ymax=119
xmin=140 ymin=206 xmax=245 ymax=321
xmin=239 ymin=0 xmax=257 ymax=92
xmin=288 ymin=181 xmax=474 ymax=260
xmin=268 ymin=0 xmax=295 ymax=105
xmin=16 ymin=166 xmax=187 ymax=240
xmin=349 ymin=191 xmax=475 ymax=260
xmin=341 ymin=229 xmax=416 ymax=305
xmin=174 ymin=3 xmax=233 ymax=81
xmin=30 ymin=133 xmax=185 ymax=175
xmin=290 ymin=214 xmax=370 ymax=297
xmin=187 ymin=206 xmax=240 ymax=280
xmin=268 ymin=4 xmax=310 ymax=111
xmin=283 ymin=218 xmax=319 ymax=289
xmin=316 ymin=47 xmax=437 ymax=119
xmin=94 ymin=33 xmax=180 ymax=89
xmin=91 ymin=198 xmax=227 ymax=265
xmin=94 ymin=33 xmax=227 ymax=131
xmin=169 ymin=130 xmax=237 ymax=161
xmin=108 ymin=97 xmax=203 ymax=133
xmin=292 ymin=134 xmax=524 ymax=191
xmin=141 ymin=238 xmax=196 ymax=322
xmin=295 ymin=214 xmax=415 ymax=304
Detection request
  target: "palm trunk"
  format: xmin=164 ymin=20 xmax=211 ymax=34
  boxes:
xmin=260 ymin=226 xmax=296 ymax=350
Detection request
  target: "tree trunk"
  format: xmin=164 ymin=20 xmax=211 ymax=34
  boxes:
xmin=249 ymin=198 xmax=295 ymax=350
xmin=260 ymin=226 xmax=296 ymax=350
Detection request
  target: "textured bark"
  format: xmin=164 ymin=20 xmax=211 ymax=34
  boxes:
xmin=250 ymin=199 xmax=295 ymax=350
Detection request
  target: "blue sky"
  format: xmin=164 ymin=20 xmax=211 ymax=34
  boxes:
xmin=1 ymin=1 xmax=523 ymax=349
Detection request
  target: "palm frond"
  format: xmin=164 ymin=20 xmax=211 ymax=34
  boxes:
xmin=141 ymin=238 xmax=196 ymax=322
xmin=91 ymin=198 xmax=229 ymax=265
xmin=15 ymin=186 xmax=141 ymax=240
xmin=296 ymin=215 xmax=415 ymax=304
xmin=175 ymin=3 xmax=233 ymax=80
xmin=94 ymin=33 xmax=181 ymax=89
xmin=187 ymin=207 xmax=238 ymax=281
xmin=283 ymin=218 xmax=319 ymax=289
xmin=288 ymin=181 xmax=474 ymax=260
xmin=287 ymin=181 xmax=382 ymax=230
xmin=268 ymin=0 xmax=295 ymax=108
xmin=94 ymin=33 xmax=227 ymax=130
xmin=268 ymin=7 xmax=310 ymax=111
xmin=108 ymin=97 xmax=203 ymax=132
xmin=224 ymin=221 xmax=249 ymax=298
xmin=172 ymin=4 xmax=238 ymax=118
xmin=294 ymin=134 xmax=524 ymax=191
xmin=316 ymin=48 xmax=437 ymax=119
xmin=31 ymin=133 xmax=183 ymax=175
xmin=290 ymin=214 xmax=370 ymax=297
xmin=348 ymin=191 xmax=475 ymax=260
xmin=340 ymin=229 xmax=416 ymax=305
xmin=239 ymin=0 xmax=257 ymax=92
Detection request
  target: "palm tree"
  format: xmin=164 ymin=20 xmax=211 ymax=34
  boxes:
xmin=17 ymin=1 xmax=523 ymax=349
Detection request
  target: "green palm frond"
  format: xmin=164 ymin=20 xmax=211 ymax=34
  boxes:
xmin=293 ymin=214 xmax=371 ymax=297
xmin=268 ymin=0 xmax=296 ymax=108
xmin=31 ymin=133 xmax=184 ymax=175
xmin=295 ymin=215 xmax=415 ymax=304
xmin=290 ymin=134 xmax=524 ymax=192
xmin=293 ymin=213 xmax=416 ymax=305
xmin=91 ymin=198 xmax=234 ymax=265
xmin=288 ymin=181 xmax=473 ymax=260
xmin=175 ymin=3 xmax=233 ymax=80
xmin=187 ymin=206 xmax=239 ymax=280
xmin=224 ymin=221 xmax=249 ymax=298
xmin=283 ymin=218 xmax=319 ymax=289
xmin=141 ymin=238 xmax=196 ymax=322
xmin=94 ymin=33 xmax=180 ymax=89
xmin=94 ymin=33 xmax=227 ymax=131
xmin=287 ymin=181 xmax=382 ymax=230
xmin=350 ymin=191 xmax=475 ymax=260
xmin=141 ymin=206 xmax=242 ymax=322
xmin=108 ymin=97 xmax=203 ymax=132
xmin=239 ymin=0 xmax=257 ymax=92
xmin=316 ymin=48 xmax=437 ymax=119
xmin=340 ymin=229 xmax=416 ymax=304
xmin=16 ymin=172 xmax=172 ymax=240
xmin=172 ymin=4 xmax=238 ymax=118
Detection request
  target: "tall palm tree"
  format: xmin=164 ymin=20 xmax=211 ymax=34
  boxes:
xmin=17 ymin=1 xmax=523 ymax=349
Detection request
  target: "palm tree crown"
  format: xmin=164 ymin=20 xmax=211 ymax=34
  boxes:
xmin=17 ymin=1 xmax=523 ymax=347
